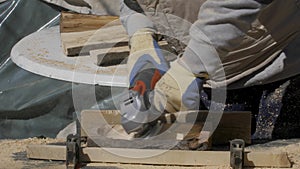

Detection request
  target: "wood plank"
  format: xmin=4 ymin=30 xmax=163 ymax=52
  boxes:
xmin=212 ymin=111 xmax=252 ymax=145
xmin=27 ymin=145 xmax=292 ymax=168
xmin=27 ymin=145 xmax=66 ymax=161
xmin=80 ymin=110 xmax=251 ymax=145
xmin=60 ymin=12 xmax=119 ymax=33
xmin=89 ymin=45 xmax=129 ymax=66
xmin=85 ymin=163 xmax=208 ymax=169
xmin=60 ymin=24 xmax=128 ymax=56
xmin=89 ymin=40 xmax=175 ymax=66
xmin=87 ymin=125 xmax=211 ymax=150
xmin=80 ymin=109 xmax=211 ymax=150
xmin=244 ymin=151 xmax=291 ymax=168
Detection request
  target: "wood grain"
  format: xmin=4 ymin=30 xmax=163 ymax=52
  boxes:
xmin=27 ymin=145 xmax=291 ymax=167
xmin=80 ymin=110 xmax=252 ymax=145
xmin=60 ymin=11 xmax=119 ymax=33
xmin=89 ymin=40 xmax=176 ymax=66
xmin=60 ymin=24 xmax=128 ymax=56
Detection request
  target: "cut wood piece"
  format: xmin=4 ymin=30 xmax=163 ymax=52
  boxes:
xmin=89 ymin=40 xmax=176 ymax=66
xmin=80 ymin=110 xmax=211 ymax=150
xmin=27 ymin=145 xmax=292 ymax=168
xmin=90 ymin=45 xmax=129 ymax=66
xmin=27 ymin=145 xmax=66 ymax=161
xmin=244 ymin=151 xmax=291 ymax=168
xmin=87 ymin=124 xmax=211 ymax=150
xmin=61 ymin=24 xmax=128 ymax=56
xmin=212 ymin=111 xmax=252 ymax=145
xmin=80 ymin=110 xmax=252 ymax=145
xmin=83 ymin=148 xmax=291 ymax=168
xmin=60 ymin=11 xmax=119 ymax=33
xmin=87 ymin=135 xmax=209 ymax=150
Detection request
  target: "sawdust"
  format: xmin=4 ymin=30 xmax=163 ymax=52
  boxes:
xmin=0 ymin=138 xmax=65 ymax=169
xmin=0 ymin=138 xmax=300 ymax=169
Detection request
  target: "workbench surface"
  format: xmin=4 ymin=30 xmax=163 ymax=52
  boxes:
xmin=11 ymin=26 xmax=128 ymax=87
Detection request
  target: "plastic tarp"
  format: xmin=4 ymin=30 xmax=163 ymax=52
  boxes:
xmin=0 ymin=0 xmax=124 ymax=139
xmin=41 ymin=0 xmax=120 ymax=16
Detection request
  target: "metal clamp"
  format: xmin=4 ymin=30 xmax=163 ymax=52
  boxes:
xmin=66 ymin=134 xmax=81 ymax=169
xmin=230 ymin=139 xmax=245 ymax=169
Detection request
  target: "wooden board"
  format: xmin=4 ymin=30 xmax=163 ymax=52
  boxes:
xmin=60 ymin=12 xmax=127 ymax=56
xmin=60 ymin=24 xmax=128 ymax=56
xmin=89 ymin=45 xmax=129 ymax=66
xmin=89 ymin=40 xmax=176 ymax=66
xmin=87 ymin=124 xmax=211 ymax=150
xmin=27 ymin=145 xmax=291 ymax=168
xmin=80 ymin=110 xmax=252 ymax=145
xmin=80 ymin=110 xmax=211 ymax=150
xmin=60 ymin=12 xmax=119 ymax=33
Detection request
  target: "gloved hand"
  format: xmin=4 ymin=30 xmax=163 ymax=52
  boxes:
xmin=120 ymin=28 xmax=170 ymax=135
xmin=151 ymin=59 xmax=207 ymax=113
xmin=127 ymin=28 xmax=169 ymax=86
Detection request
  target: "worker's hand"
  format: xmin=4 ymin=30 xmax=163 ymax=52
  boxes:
xmin=127 ymin=28 xmax=169 ymax=86
xmin=151 ymin=59 xmax=207 ymax=113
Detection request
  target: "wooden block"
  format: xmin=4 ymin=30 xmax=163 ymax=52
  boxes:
xmin=244 ymin=151 xmax=291 ymax=168
xmin=60 ymin=24 xmax=128 ymax=56
xmin=60 ymin=11 xmax=119 ymax=33
xmin=89 ymin=40 xmax=176 ymax=67
xmin=27 ymin=145 xmax=66 ymax=161
xmin=160 ymin=110 xmax=252 ymax=144
xmin=80 ymin=109 xmax=210 ymax=150
xmin=90 ymin=45 xmax=129 ymax=66
xmin=27 ymin=145 xmax=292 ymax=168
xmin=80 ymin=110 xmax=251 ymax=145
xmin=213 ymin=111 xmax=252 ymax=145
xmin=87 ymin=124 xmax=211 ymax=150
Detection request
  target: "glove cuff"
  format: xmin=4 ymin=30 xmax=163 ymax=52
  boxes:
xmin=129 ymin=28 xmax=159 ymax=49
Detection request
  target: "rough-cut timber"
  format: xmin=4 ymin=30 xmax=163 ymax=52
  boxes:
xmin=89 ymin=40 xmax=175 ymax=66
xmin=89 ymin=45 xmax=130 ymax=66
xmin=80 ymin=110 xmax=210 ymax=150
xmin=80 ymin=110 xmax=252 ymax=145
xmin=60 ymin=11 xmax=119 ymax=33
xmin=60 ymin=25 xmax=128 ymax=56
xmin=27 ymin=145 xmax=291 ymax=168
xmin=87 ymin=124 xmax=211 ymax=150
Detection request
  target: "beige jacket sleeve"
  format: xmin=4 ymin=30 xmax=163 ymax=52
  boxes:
xmin=120 ymin=0 xmax=156 ymax=37
xmin=182 ymin=0 xmax=270 ymax=80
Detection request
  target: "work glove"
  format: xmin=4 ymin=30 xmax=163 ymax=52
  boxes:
xmin=119 ymin=28 xmax=170 ymax=136
xmin=127 ymin=28 xmax=169 ymax=86
xmin=151 ymin=59 xmax=207 ymax=113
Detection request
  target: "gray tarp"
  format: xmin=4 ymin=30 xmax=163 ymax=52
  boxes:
xmin=41 ymin=0 xmax=120 ymax=15
xmin=0 ymin=0 xmax=123 ymax=138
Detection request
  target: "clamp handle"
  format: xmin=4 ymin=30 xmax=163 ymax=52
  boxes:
xmin=230 ymin=139 xmax=245 ymax=169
